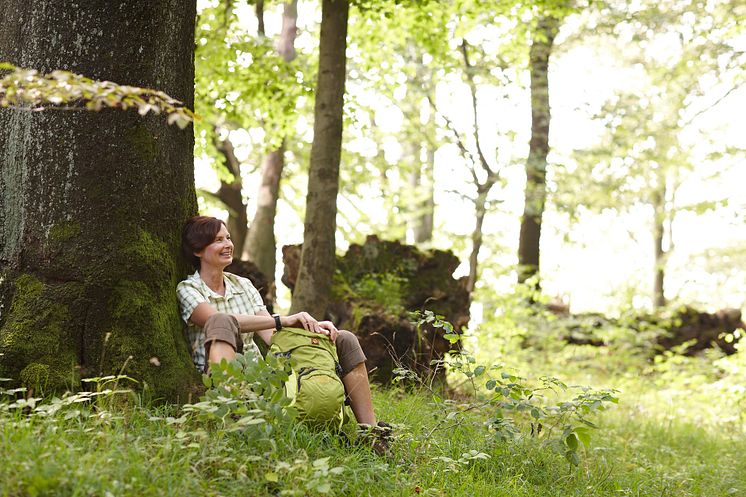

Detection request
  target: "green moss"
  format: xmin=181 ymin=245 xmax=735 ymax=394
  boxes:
xmin=125 ymin=125 xmax=158 ymax=163
xmin=350 ymin=273 xmax=405 ymax=315
xmin=49 ymin=221 xmax=81 ymax=244
xmin=0 ymin=274 xmax=78 ymax=392
xmin=121 ymin=230 xmax=175 ymax=288
xmin=102 ymin=277 xmax=194 ymax=399
xmin=20 ymin=363 xmax=50 ymax=391
xmin=99 ymin=229 xmax=197 ymax=399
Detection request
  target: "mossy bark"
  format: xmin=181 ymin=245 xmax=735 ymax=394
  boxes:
xmin=0 ymin=1 xmax=199 ymax=400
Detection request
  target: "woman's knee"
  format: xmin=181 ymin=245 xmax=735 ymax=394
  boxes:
xmin=204 ymin=313 xmax=242 ymax=354
xmin=336 ymin=330 xmax=367 ymax=376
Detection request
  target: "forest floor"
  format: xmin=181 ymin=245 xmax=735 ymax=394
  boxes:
xmin=2 ymin=335 xmax=745 ymax=497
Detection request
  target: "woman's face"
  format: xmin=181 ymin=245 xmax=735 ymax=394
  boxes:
xmin=195 ymin=223 xmax=233 ymax=269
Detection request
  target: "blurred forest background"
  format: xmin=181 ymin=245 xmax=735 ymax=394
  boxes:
xmin=194 ymin=0 xmax=745 ymax=316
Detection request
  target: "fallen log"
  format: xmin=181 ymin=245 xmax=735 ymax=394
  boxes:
xmin=554 ymin=305 xmax=744 ymax=355
xmin=283 ymin=236 xmax=470 ymax=381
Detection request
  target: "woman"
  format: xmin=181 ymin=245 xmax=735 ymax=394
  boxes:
xmin=177 ymin=216 xmax=388 ymax=442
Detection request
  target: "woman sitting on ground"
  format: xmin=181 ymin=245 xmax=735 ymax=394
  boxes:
xmin=176 ymin=215 xmax=385 ymax=434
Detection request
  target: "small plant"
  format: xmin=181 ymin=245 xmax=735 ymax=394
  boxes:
xmin=182 ymin=352 xmax=296 ymax=440
xmin=402 ymin=313 xmax=620 ymax=466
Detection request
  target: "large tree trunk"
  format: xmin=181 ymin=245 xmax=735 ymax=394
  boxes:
xmin=0 ymin=0 xmax=198 ymax=399
xmin=244 ymin=0 xmax=299 ymax=287
xmin=290 ymin=0 xmax=349 ymax=317
xmin=518 ymin=16 xmax=558 ymax=285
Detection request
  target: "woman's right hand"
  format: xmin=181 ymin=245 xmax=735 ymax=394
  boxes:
xmin=284 ymin=312 xmax=322 ymax=334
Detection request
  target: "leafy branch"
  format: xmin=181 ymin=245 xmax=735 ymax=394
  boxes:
xmin=0 ymin=62 xmax=195 ymax=128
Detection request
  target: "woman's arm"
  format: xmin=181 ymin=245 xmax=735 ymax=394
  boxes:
xmin=188 ymin=303 xmax=332 ymax=343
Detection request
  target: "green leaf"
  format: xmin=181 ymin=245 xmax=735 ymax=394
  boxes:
xmin=265 ymin=472 xmax=279 ymax=482
xmin=574 ymin=428 xmax=591 ymax=448
xmin=565 ymin=450 xmax=580 ymax=466
xmin=565 ymin=433 xmax=579 ymax=450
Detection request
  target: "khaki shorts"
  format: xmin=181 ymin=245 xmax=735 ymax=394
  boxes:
xmin=203 ymin=313 xmax=366 ymax=376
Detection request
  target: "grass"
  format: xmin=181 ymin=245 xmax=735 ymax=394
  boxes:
xmin=2 ymin=343 xmax=745 ymax=497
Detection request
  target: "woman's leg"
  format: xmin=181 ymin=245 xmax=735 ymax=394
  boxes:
xmin=336 ymin=330 xmax=377 ymax=425
xmin=203 ymin=313 xmax=243 ymax=372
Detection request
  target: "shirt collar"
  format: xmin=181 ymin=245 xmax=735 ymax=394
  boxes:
xmin=192 ymin=270 xmax=245 ymax=299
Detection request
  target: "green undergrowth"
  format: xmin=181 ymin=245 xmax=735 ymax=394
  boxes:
xmin=3 ymin=348 xmax=745 ymax=496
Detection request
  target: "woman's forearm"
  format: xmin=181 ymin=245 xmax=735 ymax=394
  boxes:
xmin=235 ymin=312 xmax=277 ymax=333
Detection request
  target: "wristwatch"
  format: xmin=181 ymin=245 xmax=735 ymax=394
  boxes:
xmin=272 ymin=314 xmax=282 ymax=331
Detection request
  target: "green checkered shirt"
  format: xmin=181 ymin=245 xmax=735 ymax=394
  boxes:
xmin=176 ymin=271 xmax=267 ymax=371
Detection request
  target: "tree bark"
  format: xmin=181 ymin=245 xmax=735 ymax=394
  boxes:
xmin=244 ymin=0 xmax=299 ymax=286
xmin=0 ymin=0 xmax=198 ymax=399
xmin=518 ymin=16 xmax=559 ymax=285
xmin=245 ymin=148 xmax=282 ymax=287
xmin=290 ymin=0 xmax=349 ymax=317
xmin=276 ymin=0 xmax=298 ymax=62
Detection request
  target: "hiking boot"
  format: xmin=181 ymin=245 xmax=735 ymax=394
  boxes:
xmin=358 ymin=421 xmax=393 ymax=456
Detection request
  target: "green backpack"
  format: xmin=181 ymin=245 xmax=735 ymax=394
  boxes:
xmin=268 ymin=327 xmax=347 ymax=428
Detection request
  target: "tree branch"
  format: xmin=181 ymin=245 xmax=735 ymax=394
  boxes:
xmin=460 ymin=39 xmax=497 ymax=178
xmin=425 ymin=93 xmax=480 ymax=183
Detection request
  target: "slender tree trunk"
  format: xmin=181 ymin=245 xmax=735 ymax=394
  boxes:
xmin=0 ymin=0 xmax=198 ymax=398
xmin=408 ymin=147 xmax=435 ymax=244
xmin=652 ymin=184 xmax=667 ymax=308
xmin=245 ymin=148 xmax=283 ymax=283
xmin=467 ymin=190 xmax=488 ymax=293
xmin=518 ymin=16 xmax=559 ymax=286
xmin=245 ymin=0 xmax=299 ymax=286
xmin=415 ymin=135 xmax=435 ymax=243
xmin=255 ymin=0 xmax=266 ymax=37
xmin=215 ymin=136 xmax=248 ymax=256
xmin=290 ymin=0 xmax=349 ymax=317
xmin=276 ymin=0 xmax=298 ymax=61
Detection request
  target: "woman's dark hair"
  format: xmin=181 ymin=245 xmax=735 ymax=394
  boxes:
xmin=182 ymin=216 xmax=226 ymax=269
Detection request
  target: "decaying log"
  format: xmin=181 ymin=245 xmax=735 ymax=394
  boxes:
xmin=555 ymin=306 xmax=744 ymax=355
xmin=283 ymin=236 xmax=470 ymax=381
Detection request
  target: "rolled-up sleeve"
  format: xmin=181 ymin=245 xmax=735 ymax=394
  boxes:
xmin=176 ymin=280 xmax=206 ymax=323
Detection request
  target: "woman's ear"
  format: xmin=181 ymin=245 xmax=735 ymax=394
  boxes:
xmin=194 ymin=250 xmax=203 ymax=259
